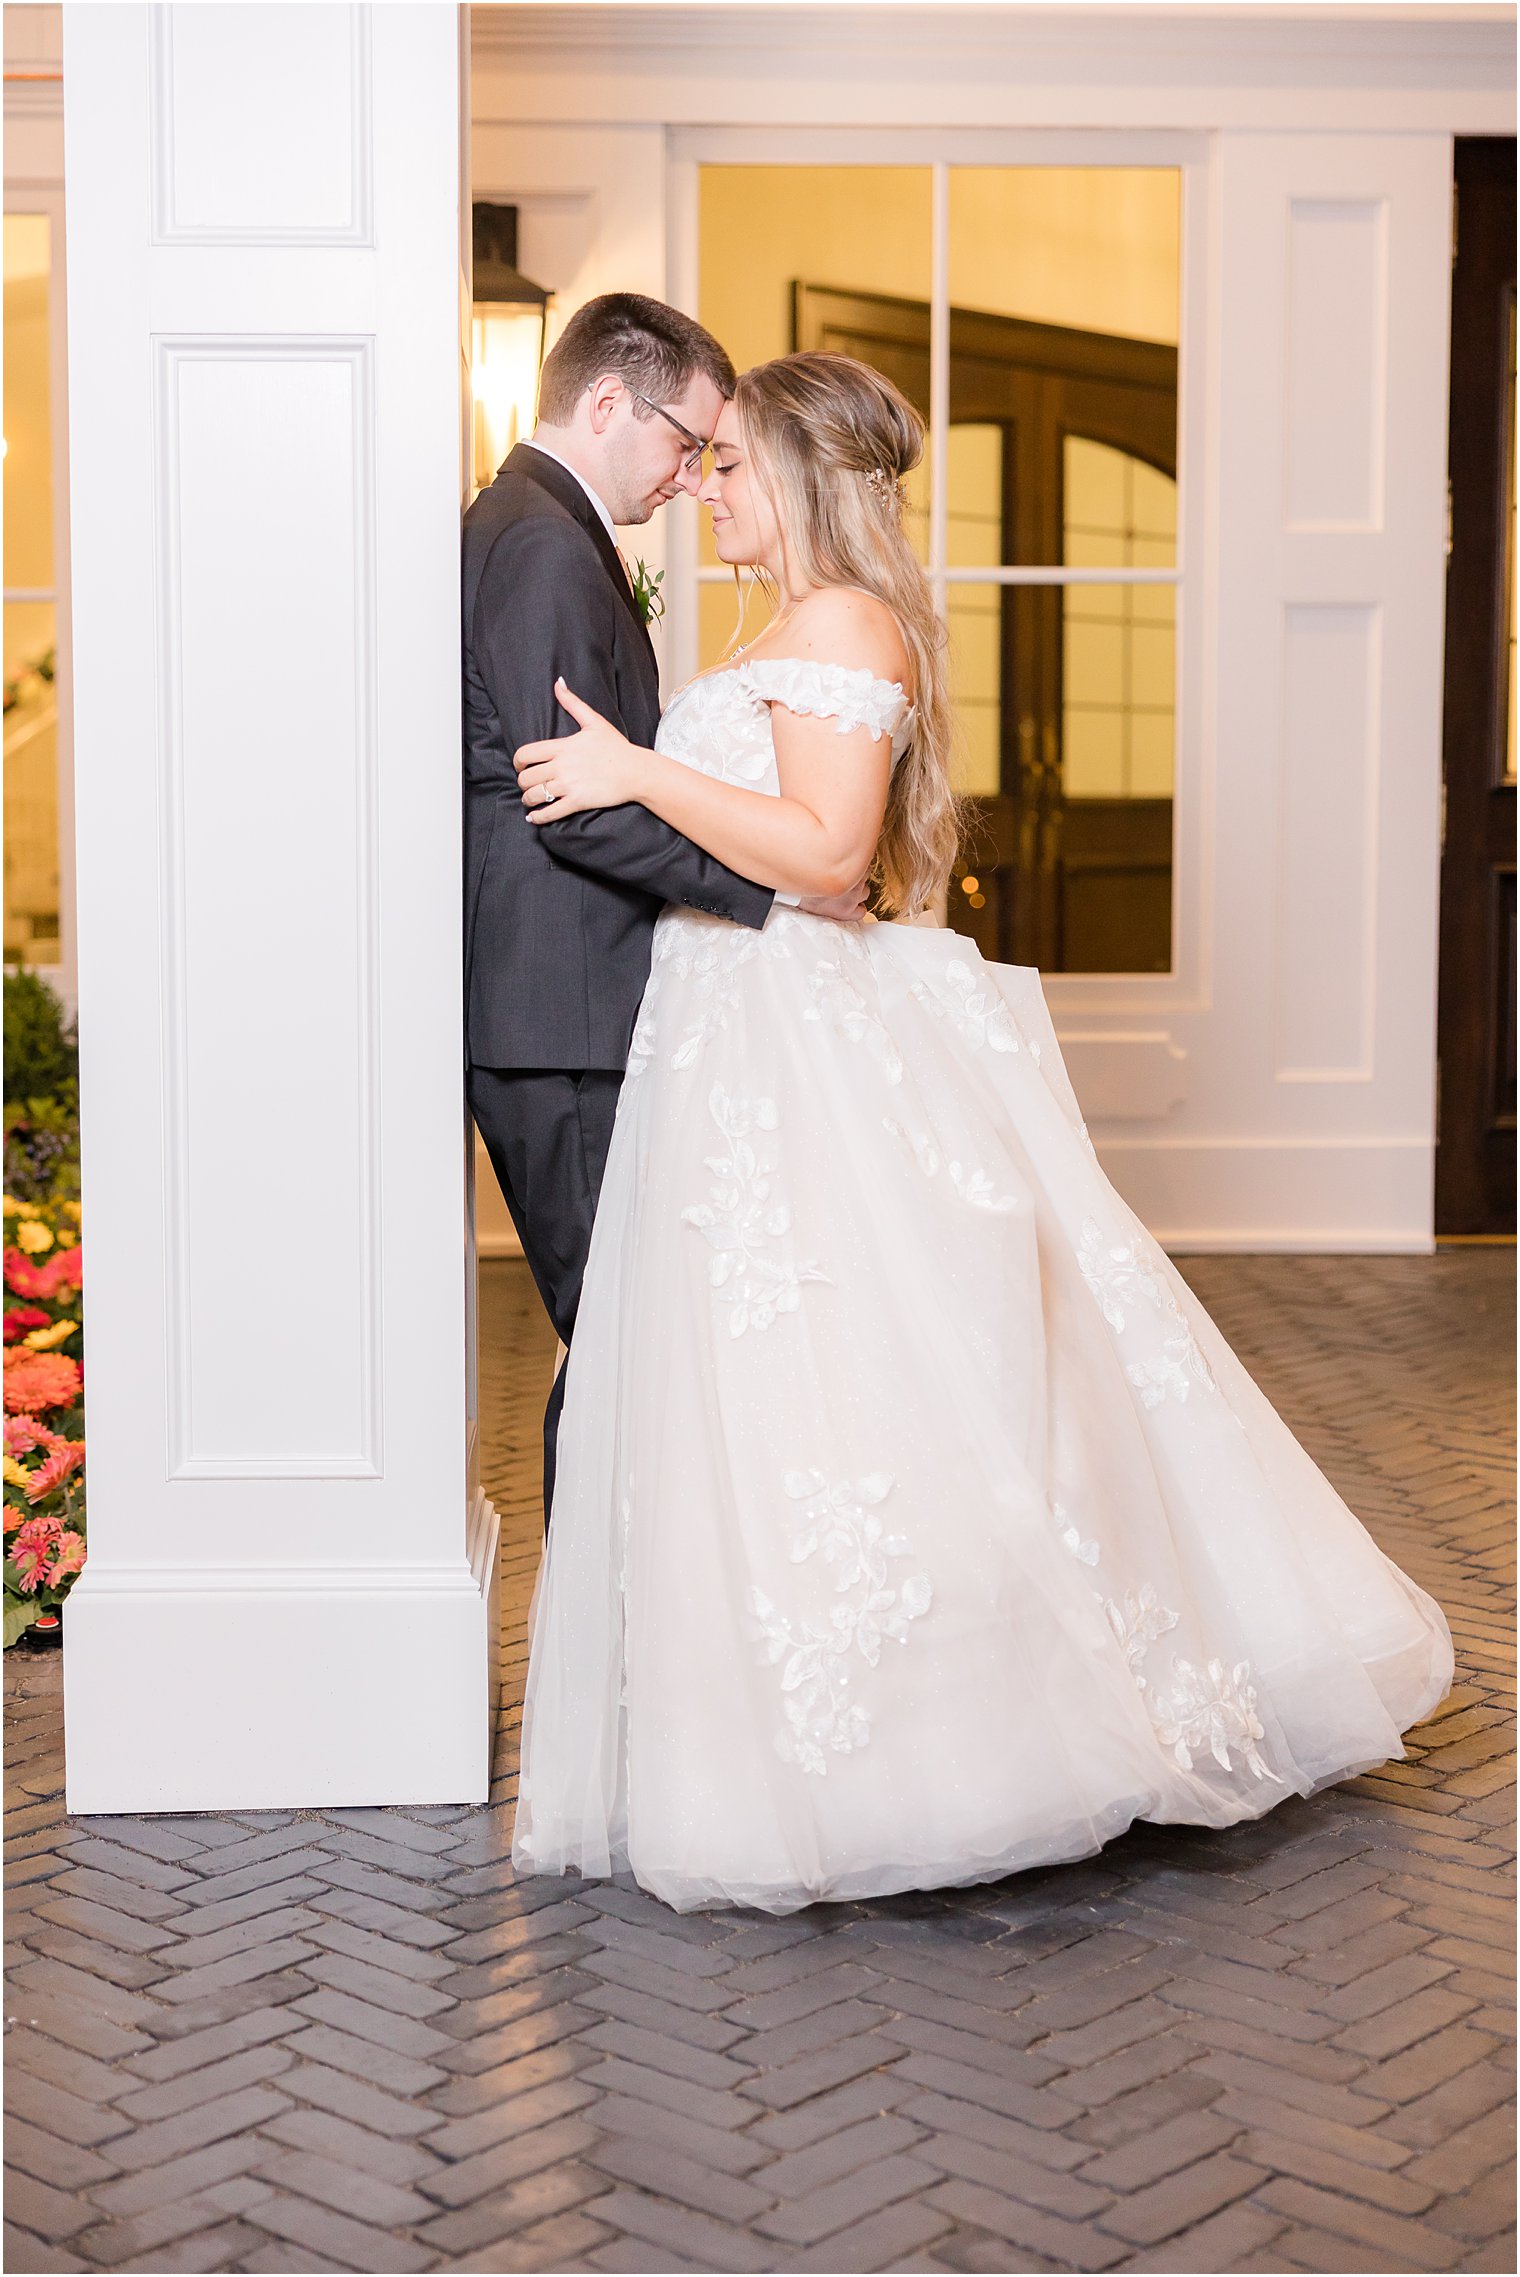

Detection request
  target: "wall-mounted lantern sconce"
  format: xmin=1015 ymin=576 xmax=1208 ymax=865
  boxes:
xmin=471 ymin=202 xmax=552 ymax=493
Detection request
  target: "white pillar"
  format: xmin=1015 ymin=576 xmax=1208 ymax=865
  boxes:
xmin=61 ymin=3 xmax=496 ymax=1812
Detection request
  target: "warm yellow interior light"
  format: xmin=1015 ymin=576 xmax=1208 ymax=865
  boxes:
xmin=472 ymin=308 xmax=547 ymax=492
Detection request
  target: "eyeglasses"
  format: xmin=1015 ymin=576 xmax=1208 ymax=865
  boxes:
xmin=627 ymin=387 xmax=710 ymax=474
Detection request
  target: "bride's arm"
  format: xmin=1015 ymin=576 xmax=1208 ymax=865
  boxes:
xmin=515 ymin=679 xmax=891 ymax=899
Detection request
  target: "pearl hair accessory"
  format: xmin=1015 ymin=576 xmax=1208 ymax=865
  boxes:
xmin=865 ymin=465 xmax=906 ymax=504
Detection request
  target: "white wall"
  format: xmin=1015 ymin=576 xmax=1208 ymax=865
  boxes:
xmin=471 ymin=2 xmax=1516 ymax=1252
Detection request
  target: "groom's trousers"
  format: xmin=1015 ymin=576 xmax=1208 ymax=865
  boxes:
xmin=467 ymin=1064 xmax=623 ymax=1533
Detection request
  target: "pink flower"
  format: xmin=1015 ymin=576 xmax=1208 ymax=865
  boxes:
xmin=4 ymin=1415 xmax=56 ymax=1456
xmin=4 ymin=1249 xmax=48 ymax=1300
xmin=4 ymin=1246 xmax=81 ymax=1303
xmin=5 ymin=1306 xmax=49 ymax=1344
xmin=26 ymin=1440 xmax=84 ymax=1502
xmin=11 ymin=1513 xmax=63 ymax=1593
xmin=45 ymin=1532 xmax=86 ymax=1588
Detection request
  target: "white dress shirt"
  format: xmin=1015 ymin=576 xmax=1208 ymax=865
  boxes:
xmin=523 ymin=435 xmax=619 ymax=549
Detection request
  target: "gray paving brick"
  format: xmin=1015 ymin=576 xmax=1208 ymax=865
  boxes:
xmin=244 ymin=2187 xmax=436 ymax=2271
xmin=48 ymin=1866 xmax=193 ymax=1922
xmin=920 ymin=2175 xmax=1129 ymax=2268
xmin=278 ymin=2020 xmax=448 ymax=2098
xmin=5 ymin=1252 xmax=1514 ymax=2277
xmin=580 ymin=2015 xmax=756 ymax=2090
xmin=589 ymin=2090 xmax=777 ymax=2174
xmin=301 ymin=1947 xmax=458 ymax=2019
xmin=289 ymin=1984 xmax=456 ymax=2059
xmin=252 ymin=2144 xmax=435 ymax=2227
xmin=1097 ymin=2149 xmax=1272 ymax=2246
xmin=755 ymin=2151 xmax=944 ymax=2244
xmin=576 ymin=1975 xmax=751 ymax=2052
xmin=592 ymin=2185 xmax=770 ymax=2272
xmin=114 ymin=2044 xmax=296 ymax=2122
xmin=413 ymin=2158 xmax=611 ymax=2258
xmin=422 ymin=2110 xmax=603 ymax=2205
xmin=785 ymin=2196 xmax=955 ymax=2271
xmin=746 ymin=2069 xmax=917 ymax=2152
xmin=119 ymin=2216 xmax=268 ymax=2271
xmin=891 ymin=2050 xmax=1083 ymax=2131
xmin=107 ymin=2083 xmax=294 ymax=2173
xmin=87 ymin=2136 xmax=269 ymax=2218
xmin=1254 ymin=2175 xmax=1468 ymax=2269
xmin=587 ymin=2132 xmax=778 ymax=2225
xmin=278 ymin=2059 xmax=451 ymax=2140
xmin=1240 ymin=2126 xmax=1440 ymax=2217
xmin=4 ymin=2061 xmax=133 ymax=2147
xmin=119 ymin=2005 xmax=296 ymax=2084
xmin=1077 ymin=2106 xmax=1243 ymax=2190
xmin=260 ymin=2102 xmax=445 ymax=2184
xmin=4 ymin=2112 xmax=121 ymax=2192
xmin=305 ymin=1916 xmax=457 ymax=1983
xmin=2 ymin=2026 xmax=133 ymax=2105
xmin=73 ymin=2188 xmax=261 ymax=2269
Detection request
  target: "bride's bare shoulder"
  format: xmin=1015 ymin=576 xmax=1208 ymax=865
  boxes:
xmin=771 ymin=587 xmax=909 ymax=685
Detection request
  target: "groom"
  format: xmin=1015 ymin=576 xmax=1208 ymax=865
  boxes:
xmin=463 ymin=293 xmax=858 ymax=1528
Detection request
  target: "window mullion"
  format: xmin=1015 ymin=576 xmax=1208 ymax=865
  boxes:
xmin=929 ymin=160 xmax=949 ymax=616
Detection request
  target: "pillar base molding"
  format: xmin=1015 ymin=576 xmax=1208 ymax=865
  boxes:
xmin=63 ymin=1496 xmax=501 ymax=1816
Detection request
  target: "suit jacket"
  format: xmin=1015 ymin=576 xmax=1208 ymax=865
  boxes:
xmin=462 ymin=443 xmax=774 ymax=1071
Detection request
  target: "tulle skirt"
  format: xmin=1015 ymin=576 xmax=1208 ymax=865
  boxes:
xmin=512 ymin=910 xmax=1453 ymax=1914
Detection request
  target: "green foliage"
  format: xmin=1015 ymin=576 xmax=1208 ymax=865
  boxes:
xmin=4 ymin=1093 xmax=80 ymax=1206
xmin=3 ymin=967 xmax=80 ymax=1204
xmin=4 ymin=965 xmax=78 ymax=1108
xmin=4 ymin=1599 xmax=39 ymax=1648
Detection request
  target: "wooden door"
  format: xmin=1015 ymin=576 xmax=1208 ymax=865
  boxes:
xmin=794 ymin=284 xmax=1176 ymax=971
xmin=1436 ymin=138 xmax=1517 ymax=1238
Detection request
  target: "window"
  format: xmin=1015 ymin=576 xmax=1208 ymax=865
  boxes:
xmin=4 ymin=211 xmax=62 ymax=968
xmin=694 ymin=161 xmax=1181 ymax=973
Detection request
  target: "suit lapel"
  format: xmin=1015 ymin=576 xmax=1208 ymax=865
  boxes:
xmin=502 ymin=444 xmax=658 ymax=668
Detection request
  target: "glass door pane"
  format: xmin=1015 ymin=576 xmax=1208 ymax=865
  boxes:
xmin=698 ymin=166 xmax=932 ymax=668
xmin=944 ymin=166 xmax=1179 ymax=973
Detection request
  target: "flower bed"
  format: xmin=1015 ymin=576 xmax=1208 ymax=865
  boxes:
xmin=4 ymin=1192 xmax=85 ymax=1645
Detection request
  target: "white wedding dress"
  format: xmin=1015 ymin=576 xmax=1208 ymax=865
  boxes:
xmin=511 ymin=658 xmax=1453 ymax=1916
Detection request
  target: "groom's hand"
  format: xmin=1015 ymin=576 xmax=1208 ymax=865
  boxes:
xmin=797 ymin=877 xmax=872 ymax=924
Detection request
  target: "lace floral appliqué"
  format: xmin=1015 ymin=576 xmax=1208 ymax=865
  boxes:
xmin=911 ymin=960 xmax=1040 ymax=1061
xmin=653 ymin=911 xmax=796 ymax=1072
xmin=750 ymin=1470 xmax=932 ymax=1776
xmin=1078 ymin=1220 xmax=1164 ymax=1332
xmin=682 ymin=1083 xmax=829 ymax=1335
xmin=804 ymin=944 xmax=903 ymax=1084
xmin=1100 ymin=1582 xmax=1275 ymax=1780
xmin=1077 ymin=1216 xmax=1218 ymax=1406
xmin=881 ymin=1118 xmax=1020 ymax=1214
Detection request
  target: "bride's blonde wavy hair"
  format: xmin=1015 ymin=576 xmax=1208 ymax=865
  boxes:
xmin=730 ymin=353 xmax=960 ymax=917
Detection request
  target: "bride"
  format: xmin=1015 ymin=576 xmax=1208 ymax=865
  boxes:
xmin=506 ymin=350 xmax=1452 ymax=1916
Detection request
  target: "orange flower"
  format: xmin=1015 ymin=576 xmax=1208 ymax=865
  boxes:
xmin=4 ymin=1349 xmax=82 ymax=1415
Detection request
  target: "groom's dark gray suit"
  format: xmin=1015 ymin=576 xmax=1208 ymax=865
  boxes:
xmin=463 ymin=443 xmax=774 ymax=1525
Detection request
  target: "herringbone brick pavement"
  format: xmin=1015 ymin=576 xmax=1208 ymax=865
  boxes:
xmin=5 ymin=1251 xmax=1513 ymax=2275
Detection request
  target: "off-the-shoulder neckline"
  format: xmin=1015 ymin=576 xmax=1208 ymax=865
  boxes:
xmin=673 ymin=657 xmax=911 ymax=706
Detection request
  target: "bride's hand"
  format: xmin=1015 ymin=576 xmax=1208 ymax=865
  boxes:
xmin=516 ymin=680 xmax=640 ymax=821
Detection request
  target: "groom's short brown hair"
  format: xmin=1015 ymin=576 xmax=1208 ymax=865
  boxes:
xmin=536 ymin=293 xmax=735 ymax=426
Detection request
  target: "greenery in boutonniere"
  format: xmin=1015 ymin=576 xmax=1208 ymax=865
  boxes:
xmin=629 ymin=558 xmax=665 ymax=627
